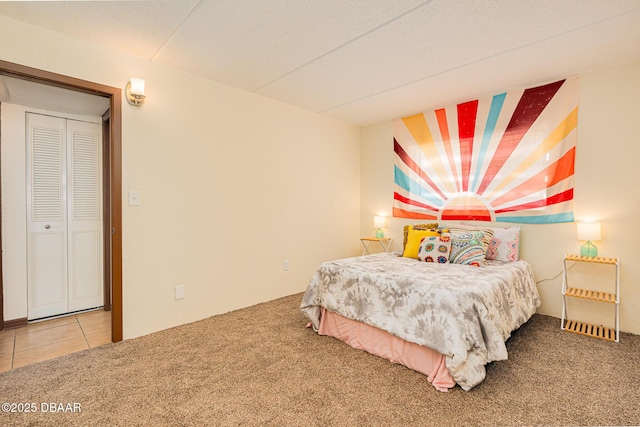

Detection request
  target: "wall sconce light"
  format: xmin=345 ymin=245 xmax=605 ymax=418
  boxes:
xmin=374 ymin=215 xmax=386 ymax=238
xmin=126 ymin=78 xmax=146 ymax=106
xmin=577 ymin=221 xmax=601 ymax=257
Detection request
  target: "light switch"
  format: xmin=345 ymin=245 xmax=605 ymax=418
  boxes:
xmin=175 ymin=285 xmax=185 ymax=300
xmin=128 ymin=190 xmax=141 ymax=206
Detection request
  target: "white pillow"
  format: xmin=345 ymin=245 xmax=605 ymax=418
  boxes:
xmin=486 ymin=226 xmax=520 ymax=261
xmin=417 ymin=234 xmax=452 ymax=263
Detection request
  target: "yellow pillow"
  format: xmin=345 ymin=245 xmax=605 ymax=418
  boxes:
xmin=402 ymin=223 xmax=439 ymax=250
xmin=402 ymin=228 xmax=440 ymax=258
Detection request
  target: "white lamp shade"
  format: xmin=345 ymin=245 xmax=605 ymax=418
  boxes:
xmin=129 ymin=78 xmax=145 ymax=96
xmin=373 ymin=216 xmax=386 ymax=228
xmin=577 ymin=221 xmax=601 ymax=241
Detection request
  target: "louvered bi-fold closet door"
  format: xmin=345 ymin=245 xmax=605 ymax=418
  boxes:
xmin=67 ymin=119 xmax=103 ymax=313
xmin=27 ymin=114 xmax=68 ymax=319
xmin=26 ymin=113 xmax=103 ymax=320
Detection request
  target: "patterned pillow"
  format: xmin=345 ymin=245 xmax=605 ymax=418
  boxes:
xmin=448 ymin=224 xmax=494 ymax=258
xmin=418 ymin=234 xmax=452 ymax=263
xmin=486 ymin=226 xmax=520 ymax=261
xmin=449 ymin=231 xmax=486 ymax=267
xmin=402 ymin=228 xmax=440 ymax=259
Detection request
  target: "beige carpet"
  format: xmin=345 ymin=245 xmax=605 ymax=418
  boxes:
xmin=1 ymin=293 xmax=639 ymax=426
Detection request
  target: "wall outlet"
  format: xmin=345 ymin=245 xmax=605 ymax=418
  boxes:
xmin=128 ymin=190 xmax=141 ymax=206
xmin=175 ymin=285 xmax=185 ymax=300
xmin=283 ymin=260 xmax=290 ymax=271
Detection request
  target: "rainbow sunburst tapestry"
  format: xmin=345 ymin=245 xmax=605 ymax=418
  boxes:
xmin=393 ymin=77 xmax=579 ymax=224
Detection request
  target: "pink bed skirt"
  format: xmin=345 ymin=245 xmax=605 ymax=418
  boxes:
xmin=317 ymin=308 xmax=456 ymax=392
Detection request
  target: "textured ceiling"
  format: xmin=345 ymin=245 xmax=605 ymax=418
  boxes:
xmin=1 ymin=0 xmax=639 ymax=125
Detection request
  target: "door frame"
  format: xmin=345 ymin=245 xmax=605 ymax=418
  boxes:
xmin=0 ymin=59 xmax=123 ymax=342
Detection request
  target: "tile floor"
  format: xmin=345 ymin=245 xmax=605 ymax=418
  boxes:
xmin=0 ymin=309 xmax=111 ymax=372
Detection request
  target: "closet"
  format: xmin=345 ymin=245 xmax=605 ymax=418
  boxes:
xmin=26 ymin=113 xmax=103 ymax=320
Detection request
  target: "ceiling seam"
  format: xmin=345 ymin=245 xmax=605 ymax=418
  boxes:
xmin=251 ymin=0 xmax=434 ymax=93
xmin=319 ymin=7 xmax=640 ymax=115
xmin=149 ymin=0 xmax=205 ymax=62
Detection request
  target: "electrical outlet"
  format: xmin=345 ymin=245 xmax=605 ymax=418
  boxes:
xmin=175 ymin=285 xmax=185 ymax=300
xmin=283 ymin=260 xmax=290 ymax=271
xmin=128 ymin=190 xmax=141 ymax=206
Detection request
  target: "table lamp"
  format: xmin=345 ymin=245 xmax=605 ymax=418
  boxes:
xmin=577 ymin=221 xmax=601 ymax=257
xmin=374 ymin=216 xmax=386 ymax=238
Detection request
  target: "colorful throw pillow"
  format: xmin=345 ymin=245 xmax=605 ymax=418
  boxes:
xmin=418 ymin=234 xmax=452 ymax=263
xmin=402 ymin=228 xmax=440 ymax=259
xmin=402 ymin=223 xmax=438 ymax=252
xmin=449 ymin=231 xmax=486 ymax=266
xmin=447 ymin=224 xmax=494 ymax=258
xmin=486 ymin=226 xmax=520 ymax=261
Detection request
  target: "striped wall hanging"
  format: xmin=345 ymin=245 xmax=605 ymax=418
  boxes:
xmin=393 ymin=77 xmax=578 ymax=224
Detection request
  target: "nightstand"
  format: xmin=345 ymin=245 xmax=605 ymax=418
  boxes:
xmin=560 ymin=254 xmax=620 ymax=342
xmin=360 ymin=237 xmax=392 ymax=255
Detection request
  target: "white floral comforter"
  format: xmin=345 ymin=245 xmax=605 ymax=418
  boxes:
xmin=300 ymin=252 xmax=540 ymax=390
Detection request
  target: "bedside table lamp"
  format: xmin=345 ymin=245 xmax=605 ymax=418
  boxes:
xmin=577 ymin=221 xmax=601 ymax=257
xmin=374 ymin=216 xmax=386 ymax=238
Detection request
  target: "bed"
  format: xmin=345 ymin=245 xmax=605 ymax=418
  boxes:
xmin=300 ymin=234 xmax=540 ymax=391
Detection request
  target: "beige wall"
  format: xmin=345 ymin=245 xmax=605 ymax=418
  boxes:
xmin=1 ymin=17 xmax=361 ymax=338
xmin=361 ymin=61 xmax=640 ymax=335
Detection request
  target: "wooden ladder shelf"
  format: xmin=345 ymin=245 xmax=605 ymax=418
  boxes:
xmin=560 ymin=254 xmax=620 ymax=342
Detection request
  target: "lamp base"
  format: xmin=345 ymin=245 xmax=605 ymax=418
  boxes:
xmin=375 ymin=229 xmax=384 ymax=238
xmin=580 ymin=241 xmax=598 ymax=257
